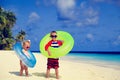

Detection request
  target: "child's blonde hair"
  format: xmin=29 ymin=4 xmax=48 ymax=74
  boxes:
xmin=22 ymin=40 xmax=31 ymax=46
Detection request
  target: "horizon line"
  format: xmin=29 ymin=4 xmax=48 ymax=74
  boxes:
xmin=32 ymin=51 xmax=120 ymax=54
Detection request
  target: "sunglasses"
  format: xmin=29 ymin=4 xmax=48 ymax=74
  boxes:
xmin=50 ymin=35 xmax=57 ymax=38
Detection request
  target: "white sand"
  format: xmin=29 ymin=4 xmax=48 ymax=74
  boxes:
xmin=0 ymin=50 xmax=120 ymax=80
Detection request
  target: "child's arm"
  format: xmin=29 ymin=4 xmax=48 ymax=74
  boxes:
xmin=22 ymin=49 xmax=30 ymax=58
xmin=45 ymin=40 xmax=52 ymax=56
xmin=22 ymin=49 xmax=26 ymax=54
xmin=61 ymin=40 xmax=64 ymax=44
xmin=47 ymin=49 xmax=51 ymax=56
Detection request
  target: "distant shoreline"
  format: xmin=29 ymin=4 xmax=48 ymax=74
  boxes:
xmin=32 ymin=51 xmax=120 ymax=54
xmin=0 ymin=50 xmax=120 ymax=54
xmin=0 ymin=50 xmax=119 ymax=54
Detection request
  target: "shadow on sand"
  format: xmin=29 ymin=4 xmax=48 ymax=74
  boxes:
xmin=9 ymin=71 xmax=61 ymax=78
xmin=32 ymin=72 xmax=61 ymax=78
xmin=9 ymin=71 xmax=20 ymax=76
xmin=9 ymin=71 xmax=32 ymax=77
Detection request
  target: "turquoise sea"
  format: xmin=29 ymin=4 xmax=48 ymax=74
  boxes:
xmin=64 ymin=53 xmax=120 ymax=62
xmin=61 ymin=52 xmax=120 ymax=70
xmin=33 ymin=52 xmax=120 ymax=69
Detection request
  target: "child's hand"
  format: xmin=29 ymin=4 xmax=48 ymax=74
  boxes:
xmin=59 ymin=40 xmax=64 ymax=43
xmin=61 ymin=40 xmax=64 ymax=43
xmin=47 ymin=50 xmax=51 ymax=56
xmin=59 ymin=40 xmax=64 ymax=45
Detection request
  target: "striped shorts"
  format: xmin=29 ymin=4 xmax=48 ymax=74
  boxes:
xmin=47 ymin=58 xmax=59 ymax=69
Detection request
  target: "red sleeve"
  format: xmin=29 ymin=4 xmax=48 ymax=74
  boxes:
xmin=57 ymin=40 xmax=63 ymax=46
xmin=45 ymin=40 xmax=52 ymax=51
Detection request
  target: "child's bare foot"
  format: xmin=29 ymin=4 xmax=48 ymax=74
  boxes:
xmin=25 ymin=73 xmax=29 ymax=77
xmin=46 ymin=78 xmax=49 ymax=80
xmin=19 ymin=72 xmax=23 ymax=76
xmin=19 ymin=74 xmax=22 ymax=76
xmin=26 ymin=75 xmax=29 ymax=77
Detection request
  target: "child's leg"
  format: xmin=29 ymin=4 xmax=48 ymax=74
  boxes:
xmin=46 ymin=68 xmax=50 ymax=78
xmin=20 ymin=67 xmax=24 ymax=76
xmin=19 ymin=60 xmax=24 ymax=76
xmin=24 ymin=66 xmax=28 ymax=76
xmin=55 ymin=68 xmax=59 ymax=79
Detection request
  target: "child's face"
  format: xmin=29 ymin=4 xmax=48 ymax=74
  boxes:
xmin=51 ymin=32 xmax=57 ymax=41
xmin=23 ymin=42 xmax=30 ymax=51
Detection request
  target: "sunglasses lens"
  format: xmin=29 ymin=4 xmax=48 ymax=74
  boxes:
xmin=51 ymin=35 xmax=57 ymax=38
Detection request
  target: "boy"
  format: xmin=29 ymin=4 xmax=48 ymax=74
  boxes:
xmin=45 ymin=31 xmax=63 ymax=80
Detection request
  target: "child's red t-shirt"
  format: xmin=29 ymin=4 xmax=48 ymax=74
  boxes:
xmin=45 ymin=40 xmax=63 ymax=51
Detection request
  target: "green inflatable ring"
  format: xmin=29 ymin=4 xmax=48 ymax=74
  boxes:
xmin=40 ymin=31 xmax=74 ymax=58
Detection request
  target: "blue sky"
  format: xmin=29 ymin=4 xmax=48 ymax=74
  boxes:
xmin=0 ymin=0 xmax=120 ymax=51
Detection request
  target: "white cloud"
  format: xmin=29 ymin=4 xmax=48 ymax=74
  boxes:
xmin=57 ymin=0 xmax=76 ymax=20
xmin=113 ymin=35 xmax=120 ymax=45
xmin=86 ymin=34 xmax=94 ymax=41
xmin=42 ymin=0 xmax=99 ymax=27
xmin=69 ymin=2 xmax=99 ymax=27
xmin=76 ymin=22 xmax=83 ymax=27
xmin=84 ymin=7 xmax=98 ymax=17
xmin=85 ymin=16 xmax=99 ymax=25
xmin=28 ymin=12 xmax=40 ymax=24
xmin=56 ymin=1 xmax=99 ymax=27
xmin=79 ymin=3 xmax=99 ymax=26
xmin=57 ymin=0 xmax=75 ymax=10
